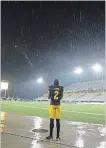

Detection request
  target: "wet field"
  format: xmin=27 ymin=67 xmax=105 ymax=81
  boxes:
xmin=0 ymin=112 xmax=105 ymax=148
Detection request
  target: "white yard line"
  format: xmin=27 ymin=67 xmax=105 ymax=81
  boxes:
xmin=16 ymin=104 xmax=104 ymax=116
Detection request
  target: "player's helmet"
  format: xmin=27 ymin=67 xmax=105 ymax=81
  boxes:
xmin=54 ymin=79 xmax=59 ymax=86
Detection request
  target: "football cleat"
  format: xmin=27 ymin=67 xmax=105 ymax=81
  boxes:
xmin=46 ymin=136 xmax=53 ymax=140
xmin=56 ymin=136 xmax=60 ymax=141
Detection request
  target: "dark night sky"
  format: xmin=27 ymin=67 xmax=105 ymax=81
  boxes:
xmin=1 ymin=1 xmax=105 ymax=99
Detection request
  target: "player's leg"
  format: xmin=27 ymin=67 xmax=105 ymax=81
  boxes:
xmin=50 ymin=118 xmax=54 ymax=137
xmin=56 ymin=105 xmax=61 ymax=140
xmin=46 ymin=105 xmax=55 ymax=140
xmin=56 ymin=119 xmax=60 ymax=140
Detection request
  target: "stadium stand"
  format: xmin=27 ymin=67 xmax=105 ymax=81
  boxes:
xmin=91 ymin=93 xmax=105 ymax=102
xmin=65 ymin=80 xmax=104 ymax=91
xmin=63 ymin=80 xmax=105 ymax=103
xmin=74 ymin=93 xmax=97 ymax=102
xmin=36 ymin=80 xmax=105 ymax=103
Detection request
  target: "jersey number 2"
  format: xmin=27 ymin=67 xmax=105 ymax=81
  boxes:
xmin=54 ymin=91 xmax=59 ymax=100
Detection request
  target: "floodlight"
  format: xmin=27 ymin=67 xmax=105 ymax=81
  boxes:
xmin=92 ymin=63 xmax=103 ymax=72
xmin=1 ymin=82 xmax=9 ymax=90
xmin=74 ymin=67 xmax=83 ymax=74
xmin=37 ymin=77 xmax=43 ymax=84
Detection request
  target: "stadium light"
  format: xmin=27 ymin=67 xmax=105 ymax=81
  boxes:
xmin=73 ymin=67 xmax=84 ymax=83
xmin=36 ymin=77 xmax=43 ymax=99
xmin=36 ymin=77 xmax=43 ymax=84
xmin=91 ymin=63 xmax=104 ymax=82
xmin=1 ymin=82 xmax=9 ymax=90
xmin=74 ymin=67 xmax=84 ymax=75
xmin=1 ymin=81 xmax=9 ymax=98
xmin=91 ymin=63 xmax=103 ymax=73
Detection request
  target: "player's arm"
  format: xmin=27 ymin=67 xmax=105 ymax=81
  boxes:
xmin=48 ymin=86 xmax=51 ymax=99
xmin=48 ymin=90 xmax=51 ymax=99
xmin=60 ymin=86 xmax=64 ymax=100
xmin=60 ymin=92 xmax=63 ymax=100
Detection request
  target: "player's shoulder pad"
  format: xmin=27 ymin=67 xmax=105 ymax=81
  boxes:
xmin=48 ymin=85 xmax=52 ymax=90
xmin=59 ymin=86 xmax=64 ymax=91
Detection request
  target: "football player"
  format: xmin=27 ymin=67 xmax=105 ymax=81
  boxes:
xmin=46 ymin=79 xmax=64 ymax=140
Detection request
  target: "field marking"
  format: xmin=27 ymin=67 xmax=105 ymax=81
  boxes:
xmin=16 ymin=104 xmax=104 ymax=116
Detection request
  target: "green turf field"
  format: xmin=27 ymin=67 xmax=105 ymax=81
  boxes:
xmin=1 ymin=101 xmax=105 ymax=124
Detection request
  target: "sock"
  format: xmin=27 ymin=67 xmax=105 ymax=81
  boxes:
xmin=56 ymin=119 xmax=60 ymax=137
xmin=50 ymin=118 xmax=54 ymax=137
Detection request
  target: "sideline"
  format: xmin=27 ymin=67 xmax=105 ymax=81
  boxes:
xmin=16 ymin=104 xmax=104 ymax=116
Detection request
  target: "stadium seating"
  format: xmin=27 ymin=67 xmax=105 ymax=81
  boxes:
xmin=91 ymin=93 xmax=105 ymax=102
xmin=62 ymin=92 xmax=105 ymax=103
xmin=36 ymin=80 xmax=105 ymax=103
xmin=65 ymin=80 xmax=104 ymax=91
xmin=75 ymin=93 xmax=99 ymax=102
